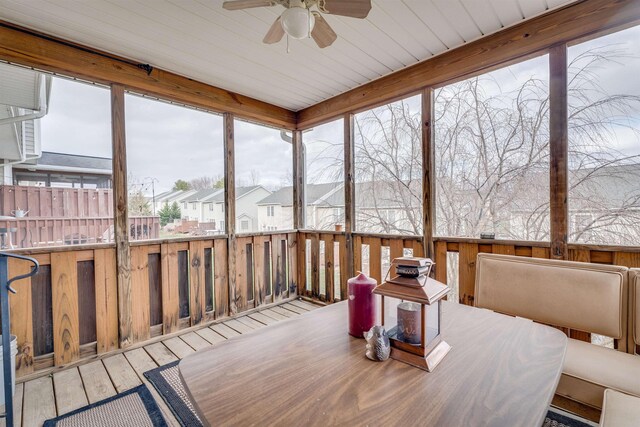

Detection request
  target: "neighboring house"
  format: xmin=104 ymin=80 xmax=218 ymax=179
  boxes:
xmin=234 ymin=186 xmax=272 ymax=232
xmin=180 ymin=189 xmax=223 ymax=222
xmin=152 ymin=185 xmax=271 ymax=233
xmin=12 ymin=151 xmax=112 ymax=188
xmin=256 ymin=183 xmax=342 ymax=231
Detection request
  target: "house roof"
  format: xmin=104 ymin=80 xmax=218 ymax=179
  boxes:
xmin=14 ymin=151 xmax=112 ymax=174
xmin=569 ymin=163 xmax=640 ymax=211
xmin=256 ymin=181 xmax=421 ymax=209
xmin=0 ymin=0 xmax=576 ymax=111
xmin=257 ymin=182 xmax=339 ymax=206
xmin=206 ymin=185 xmax=266 ymax=202
xmin=157 ymin=186 xmax=266 ymax=204
xmin=182 ymin=188 xmax=223 ymax=202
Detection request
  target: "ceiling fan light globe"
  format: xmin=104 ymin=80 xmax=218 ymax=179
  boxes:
xmin=281 ymin=7 xmax=315 ymax=39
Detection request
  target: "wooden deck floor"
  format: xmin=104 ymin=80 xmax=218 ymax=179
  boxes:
xmin=1 ymin=299 xmax=320 ymax=427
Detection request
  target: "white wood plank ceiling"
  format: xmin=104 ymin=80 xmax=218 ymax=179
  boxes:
xmin=0 ymin=0 xmax=576 ymax=111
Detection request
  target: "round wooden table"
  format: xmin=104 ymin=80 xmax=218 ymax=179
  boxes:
xmin=180 ymin=301 xmax=567 ymax=426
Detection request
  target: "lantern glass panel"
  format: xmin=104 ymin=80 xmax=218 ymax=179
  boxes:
xmin=382 ymin=296 xmax=401 ymax=331
xmin=424 ymin=302 xmax=440 ymax=346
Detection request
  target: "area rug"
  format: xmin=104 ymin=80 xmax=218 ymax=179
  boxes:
xmin=543 ymin=408 xmax=594 ymax=427
xmin=144 ymin=361 xmax=593 ymax=427
xmin=43 ymin=384 xmax=167 ymax=427
xmin=144 ymin=361 xmax=203 ymax=427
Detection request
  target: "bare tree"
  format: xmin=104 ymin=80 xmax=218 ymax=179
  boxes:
xmin=342 ymin=46 xmax=640 ymax=245
xmin=189 ymin=175 xmax=224 ymax=190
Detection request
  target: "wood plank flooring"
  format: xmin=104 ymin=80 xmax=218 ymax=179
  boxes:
xmin=6 ymin=299 xmax=318 ymax=426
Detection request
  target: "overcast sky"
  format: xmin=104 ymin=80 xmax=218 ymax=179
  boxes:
xmin=37 ymin=25 xmax=639 ymax=194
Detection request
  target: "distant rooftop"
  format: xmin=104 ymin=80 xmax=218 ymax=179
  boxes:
xmin=15 ymin=151 xmax=112 ymax=173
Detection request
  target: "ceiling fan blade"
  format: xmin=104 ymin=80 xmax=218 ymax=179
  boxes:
xmin=311 ymin=13 xmax=337 ymax=49
xmin=263 ymin=17 xmax=285 ymax=44
xmin=318 ymin=0 xmax=372 ymax=18
xmin=223 ymin=0 xmax=275 ymax=11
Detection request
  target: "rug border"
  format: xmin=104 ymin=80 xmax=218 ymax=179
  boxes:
xmin=143 ymin=360 xmax=203 ymax=427
xmin=43 ymin=384 xmax=167 ymax=427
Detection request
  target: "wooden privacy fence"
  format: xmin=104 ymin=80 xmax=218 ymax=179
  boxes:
xmin=0 ymin=185 xmax=113 ymax=218
xmin=0 ymin=216 xmax=159 ymax=248
xmin=6 ymin=231 xmax=297 ymax=380
xmin=297 ymin=231 xmax=424 ymax=303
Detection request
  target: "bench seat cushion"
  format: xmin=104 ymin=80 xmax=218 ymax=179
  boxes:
xmin=600 ymin=389 xmax=640 ymax=427
xmin=556 ymin=339 xmax=640 ymax=409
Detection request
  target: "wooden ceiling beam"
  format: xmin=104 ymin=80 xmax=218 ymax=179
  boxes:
xmin=0 ymin=22 xmax=297 ymax=130
xmin=296 ymin=0 xmax=640 ymax=129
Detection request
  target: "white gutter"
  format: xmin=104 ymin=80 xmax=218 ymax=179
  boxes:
xmin=0 ymin=74 xmax=49 ymax=126
xmin=0 ymin=74 xmax=51 ymax=167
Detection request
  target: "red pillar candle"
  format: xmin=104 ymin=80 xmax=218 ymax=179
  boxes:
xmin=348 ymin=273 xmax=377 ymax=338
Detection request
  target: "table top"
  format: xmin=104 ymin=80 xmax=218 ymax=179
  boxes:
xmin=180 ymin=302 xmax=566 ymax=427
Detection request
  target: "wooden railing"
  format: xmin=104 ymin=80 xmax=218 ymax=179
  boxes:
xmin=7 ymin=230 xmax=638 ymax=380
xmin=297 ymin=231 xmax=424 ymax=302
xmin=6 ymin=231 xmax=297 ymax=380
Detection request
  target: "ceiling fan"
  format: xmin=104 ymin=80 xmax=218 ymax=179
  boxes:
xmin=222 ymin=0 xmax=372 ymax=48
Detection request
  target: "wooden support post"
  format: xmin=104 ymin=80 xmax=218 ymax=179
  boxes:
xmin=421 ymin=88 xmax=435 ymax=260
xmin=224 ymin=113 xmax=238 ymax=315
xmin=292 ymin=130 xmax=304 ymax=230
xmin=344 ymin=114 xmax=356 ymax=279
xmin=549 ymin=45 xmax=569 ymax=260
xmin=111 ymin=84 xmax=132 ymax=348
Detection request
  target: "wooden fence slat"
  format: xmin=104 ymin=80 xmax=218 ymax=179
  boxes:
xmin=287 ymin=233 xmax=297 ymax=298
xmin=368 ymin=238 xmax=382 ymax=285
xmin=161 ymin=243 xmax=179 ymax=334
xmin=214 ymin=239 xmax=229 ymax=319
xmin=491 ymin=244 xmax=516 ymax=255
xmin=613 ymin=252 xmax=640 ymax=268
xmin=324 ymin=235 xmax=335 ymax=302
xmin=412 ymin=240 xmax=425 ymax=258
xmin=389 ymin=239 xmax=403 ymax=263
xmin=272 ymin=235 xmax=284 ymax=302
xmin=235 ymin=238 xmax=250 ymax=312
xmin=458 ymin=243 xmax=479 ymax=306
xmin=94 ymin=248 xmax=118 ymax=354
xmin=298 ymin=234 xmax=307 ymax=296
xmin=253 ymin=237 xmax=266 ymax=307
xmin=569 ymin=249 xmax=591 ymax=263
xmin=434 ymin=241 xmax=447 ymax=285
xmin=188 ymin=240 xmax=206 ymax=326
xmin=129 ymin=246 xmax=150 ymax=343
xmin=310 ymin=234 xmax=320 ymax=299
xmin=531 ymin=247 xmax=550 ymax=259
xmin=337 ymin=235 xmax=348 ymax=300
xmin=353 ymin=235 xmax=363 ymax=274
xmin=8 ymin=258 xmax=34 ymax=376
xmin=271 ymin=235 xmax=281 ymax=301
xmin=51 ymin=252 xmax=80 ymax=365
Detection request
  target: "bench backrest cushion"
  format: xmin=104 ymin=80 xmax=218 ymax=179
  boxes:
xmin=631 ymin=269 xmax=640 ymax=347
xmin=475 ymin=254 xmax=627 ymax=339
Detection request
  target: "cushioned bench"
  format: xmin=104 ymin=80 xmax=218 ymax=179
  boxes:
xmin=475 ymin=254 xmax=639 ymax=412
xmin=599 ymin=389 xmax=640 ymax=427
xmin=630 ymin=269 xmax=639 ymax=354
